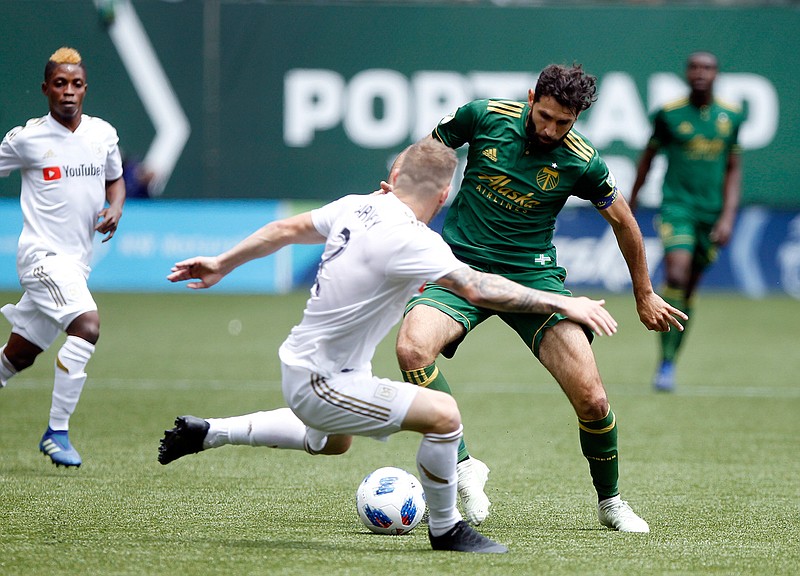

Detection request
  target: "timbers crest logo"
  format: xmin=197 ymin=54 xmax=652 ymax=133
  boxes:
xmin=536 ymin=166 xmax=559 ymax=191
xmin=716 ymin=113 xmax=732 ymax=137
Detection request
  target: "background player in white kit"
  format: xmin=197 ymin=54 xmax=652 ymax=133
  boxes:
xmin=158 ymin=139 xmax=619 ymax=553
xmin=0 ymin=48 xmax=126 ymax=468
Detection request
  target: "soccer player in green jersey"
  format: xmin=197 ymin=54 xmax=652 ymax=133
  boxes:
xmin=393 ymin=63 xmax=687 ymax=530
xmin=629 ymin=52 xmax=744 ymax=392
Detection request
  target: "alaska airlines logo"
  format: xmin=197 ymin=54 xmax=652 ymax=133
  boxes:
xmin=536 ymin=167 xmax=559 ymax=191
xmin=687 ymin=136 xmax=725 ymax=159
xmin=477 ymin=174 xmax=538 ymax=209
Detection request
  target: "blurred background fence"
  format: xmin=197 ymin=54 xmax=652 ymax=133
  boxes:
xmin=1 ymin=0 xmax=798 ymax=296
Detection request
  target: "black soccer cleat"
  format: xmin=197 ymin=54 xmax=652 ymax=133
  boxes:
xmin=158 ymin=415 xmax=210 ymax=465
xmin=428 ymin=520 xmax=508 ymax=553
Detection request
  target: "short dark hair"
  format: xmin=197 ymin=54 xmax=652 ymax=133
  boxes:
xmin=534 ymin=63 xmax=597 ymax=116
xmin=686 ymin=51 xmax=718 ymax=69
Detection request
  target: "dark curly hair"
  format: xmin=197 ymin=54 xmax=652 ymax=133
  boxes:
xmin=533 ymin=64 xmax=597 ymax=116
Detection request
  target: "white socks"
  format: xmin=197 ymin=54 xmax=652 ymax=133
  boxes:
xmin=0 ymin=345 xmax=17 ymax=388
xmin=50 ymin=336 xmax=95 ymax=430
xmin=417 ymin=425 xmax=464 ymax=537
xmin=204 ymin=408 xmax=308 ymax=450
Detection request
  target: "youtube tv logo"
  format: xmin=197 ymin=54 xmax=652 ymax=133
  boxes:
xmin=43 ymin=166 xmax=61 ymax=181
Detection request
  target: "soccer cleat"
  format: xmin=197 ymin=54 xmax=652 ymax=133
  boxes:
xmin=456 ymin=457 xmax=491 ymax=525
xmin=653 ymin=360 xmax=675 ymax=392
xmin=158 ymin=415 xmax=210 ymax=465
xmin=39 ymin=427 xmax=82 ymax=468
xmin=429 ymin=520 xmax=507 ymax=553
xmin=598 ymin=496 xmax=650 ymax=533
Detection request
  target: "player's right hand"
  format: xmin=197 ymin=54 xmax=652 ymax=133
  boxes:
xmin=565 ymin=296 xmax=618 ymax=336
xmin=167 ymin=256 xmax=223 ymax=289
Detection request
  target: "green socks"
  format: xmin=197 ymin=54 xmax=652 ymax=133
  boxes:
xmin=402 ymin=363 xmax=470 ymax=462
xmin=661 ymin=288 xmax=692 ymax=362
xmin=578 ymin=408 xmax=619 ymax=500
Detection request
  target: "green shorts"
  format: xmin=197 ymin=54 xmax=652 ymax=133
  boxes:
xmin=656 ymin=213 xmax=718 ymax=268
xmin=404 ymin=263 xmax=592 ymax=359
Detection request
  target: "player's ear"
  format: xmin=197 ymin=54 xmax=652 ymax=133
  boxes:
xmin=440 ymin=184 xmax=451 ymax=206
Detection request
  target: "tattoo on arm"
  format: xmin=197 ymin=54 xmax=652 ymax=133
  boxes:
xmin=442 ymin=267 xmax=562 ymax=314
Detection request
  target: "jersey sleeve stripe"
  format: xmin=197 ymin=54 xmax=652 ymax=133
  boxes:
xmin=487 ymin=100 xmax=525 ymax=118
xmin=564 ymin=133 xmax=594 ymax=162
xmin=662 ymin=97 xmax=690 ymax=112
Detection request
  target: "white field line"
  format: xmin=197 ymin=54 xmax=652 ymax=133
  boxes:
xmin=6 ymin=378 xmax=800 ymax=399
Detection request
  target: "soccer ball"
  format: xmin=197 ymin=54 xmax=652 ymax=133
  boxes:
xmin=355 ymin=466 xmax=426 ymax=535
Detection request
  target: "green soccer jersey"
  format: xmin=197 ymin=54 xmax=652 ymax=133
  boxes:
xmin=650 ymin=97 xmax=743 ymax=224
xmin=433 ymin=99 xmax=617 ymax=270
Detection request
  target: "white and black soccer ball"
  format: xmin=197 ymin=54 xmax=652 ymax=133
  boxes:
xmin=355 ymin=466 xmax=426 ymax=535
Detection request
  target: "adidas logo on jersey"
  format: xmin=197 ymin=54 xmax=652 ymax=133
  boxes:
xmin=482 ymin=148 xmax=497 ymax=162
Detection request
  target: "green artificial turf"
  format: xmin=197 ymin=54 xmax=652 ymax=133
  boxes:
xmin=1 ymin=291 xmax=797 ymax=575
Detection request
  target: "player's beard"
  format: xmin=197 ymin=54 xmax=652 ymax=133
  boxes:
xmin=525 ymin=122 xmax=566 ymax=152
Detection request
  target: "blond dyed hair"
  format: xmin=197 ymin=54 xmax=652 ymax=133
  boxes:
xmin=44 ymin=47 xmax=85 ymax=81
xmin=394 ymin=138 xmax=457 ymax=198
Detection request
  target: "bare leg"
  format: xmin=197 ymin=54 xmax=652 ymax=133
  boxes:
xmin=397 ymin=306 xmax=491 ymax=524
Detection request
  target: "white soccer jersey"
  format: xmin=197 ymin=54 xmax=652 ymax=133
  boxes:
xmin=278 ymin=192 xmax=465 ymax=377
xmin=0 ymin=113 xmax=123 ymax=271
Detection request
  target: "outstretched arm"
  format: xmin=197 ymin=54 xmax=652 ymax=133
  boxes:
xmin=167 ymin=212 xmax=323 ymax=289
xmin=599 ymin=197 xmax=688 ymax=332
xmin=436 ymin=266 xmax=618 ymax=336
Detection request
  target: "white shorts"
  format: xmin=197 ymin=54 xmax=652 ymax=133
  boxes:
xmin=2 ymin=254 xmax=96 ymax=349
xmin=281 ymin=363 xmax=419 ymax=453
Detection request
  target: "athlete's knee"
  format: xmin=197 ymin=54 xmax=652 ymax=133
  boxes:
xmin=3 ymin=334 xmax=43 ymax=371
xmin=318 ymin=434 xmax=352 ymax=455
xmin=427 ymin=394 xmax=462 ymax=435
xmin=664 ymin=256 xmax=693 ymax=289
xmin=66 ymin=312 xmax=100 ymax=345
xmin=395 ymin=336 xmax=437 ymax=370
xmin=574 ymin=391 xmax=609 ymax=421
xmin=396 ymin=326 xmax=440 ymax=371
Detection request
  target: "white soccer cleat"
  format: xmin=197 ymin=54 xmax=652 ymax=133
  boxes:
xmin=457 ymin=457 xmax=491 ymax=525
xmin=597 ymin=496 xmax=650 ymax=533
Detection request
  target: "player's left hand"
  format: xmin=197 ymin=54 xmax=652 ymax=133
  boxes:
xmin=635 ymin=291 xmax=688 ymax=332
xmin=710 ymin=217 xmax=734 ymax=246
xmin=95 ymin=206 xmax=122 ymax=242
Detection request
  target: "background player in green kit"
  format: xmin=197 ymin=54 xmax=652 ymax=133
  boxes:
xmin=629 ymin=52 xmax=743 ymax=392
xmin=393 ymin=63 xmax=687 ymax=530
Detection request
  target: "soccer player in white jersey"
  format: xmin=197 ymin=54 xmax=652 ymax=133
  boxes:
xmin=0 ymin=48 xmax=126 ymax=468
xmin=158 ymin=138 xmax=619 ymax=553
xmin=158 ymin=138 xmax=616 ymax=553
